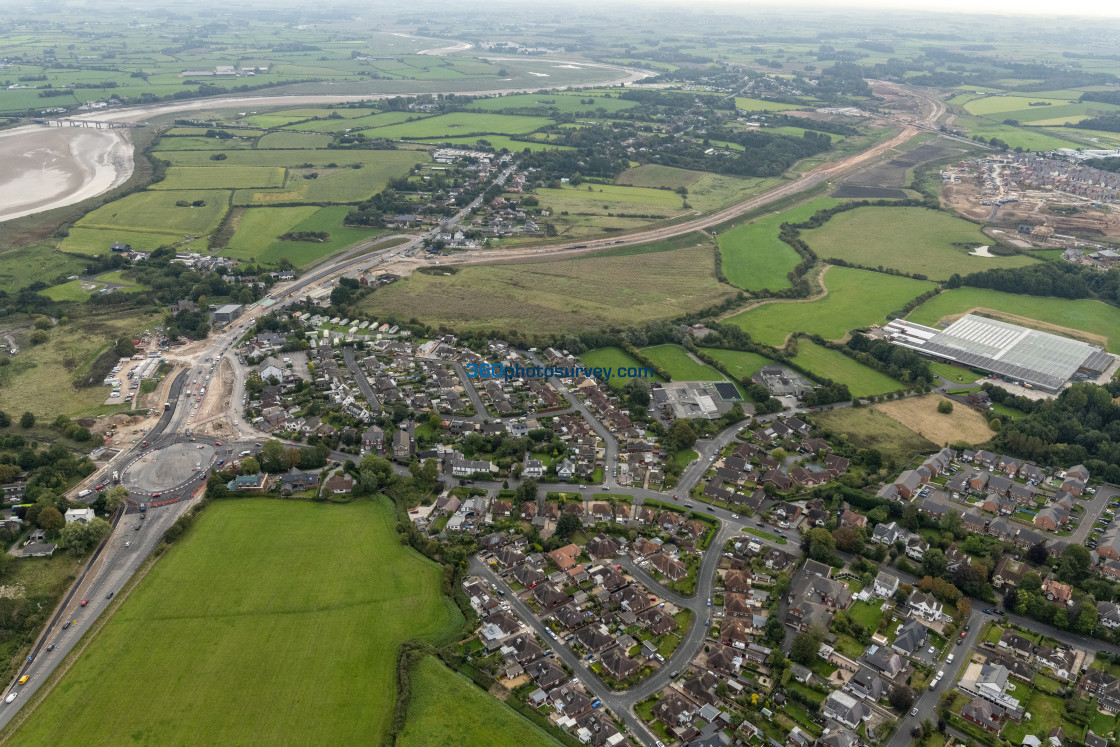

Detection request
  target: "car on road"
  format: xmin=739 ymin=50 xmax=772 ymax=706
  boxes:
xmin=215 ymin=442 xmax=221 ymax=446
xmin=62 ymin=621 xmax=70 ymax=630
xmin=4 ymin=692 xmax=16 ymax=704
xmin=983 ymin=609 xmax=991 ymax=614
xmin=80 ymin=599 xmax=89 ymax=607
xmin=731 ymin=514 xmax=739 ymax=519
xmin=910 ymin=707 xmax=919 ymax=717
xmin=18 ymin=675 xmax=29 ymax=685
xmin=125 ymin=542 xmax=131 ymax=548
xmin=106 ymin=592 xmax=114 ymax=600
xmin=707 ymin=598 xmax=712 ymax=607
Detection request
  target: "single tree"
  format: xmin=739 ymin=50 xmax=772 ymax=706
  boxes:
xmin=38 ymin=506 xmax=65 ymax=534
xmin=20 ymin=411 xmax=35 ymax=429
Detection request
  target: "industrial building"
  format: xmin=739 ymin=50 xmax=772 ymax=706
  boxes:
xmin=884 ymin=314 xmax=1112 ymax=393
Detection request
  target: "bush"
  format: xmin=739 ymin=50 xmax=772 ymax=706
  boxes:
xmin=937 ymin=399 xmax=954 ymax=414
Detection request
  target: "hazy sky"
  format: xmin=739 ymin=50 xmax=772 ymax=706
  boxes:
xmin=777 ymin=0 xmax=1120 ymax=17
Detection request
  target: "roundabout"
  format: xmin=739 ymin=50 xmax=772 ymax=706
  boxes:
xmin=122 ymin=442 xmax=216 ymax=496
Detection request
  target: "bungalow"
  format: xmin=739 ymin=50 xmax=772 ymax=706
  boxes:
xmin=682 ymin=671 xmax=721 ymax=706
xmin=763 ymin=470 xmax=792 ymax=491
xmin=639 ymin=607 xmax=679 ymax=636
xmin=845 ymin=666 xmax=887 ymax=701
xmin=1100 ymin=601 xmax=1120 ymax=629
xmin=822 ymin=691 xmax=870 ymax=729
xmin=992 ymin=557 xmax=1028 ymax=589
xmin=556 ymin=458 xmax=575 ymax=481
xmin=961 ymin=698 xmax=1007 ymax=734
xmin=998 ymin=630 xmax=1034 ymax=659
xmin=574 ymin=625 xmax=614 ymax=654
xmin=600 ymin=647 xmax=639 ymax=680
xmin=649 ymin=552 xmax=687 ymax=582
xmin=1042 ymin=578 xmax=1073 ymax=604
xmin=891 ymin=619 xmax=928 ymax=656
xmin=721 ymin=617 xmax=752 ymax=648
xmin=655 ymin=692 xmax=697 ymax=727
xmin=724 ymin=569 xmax=752 ymax=594
xmin=707 ymin=646 xmax=743 ymax=676
xmin=280 ymin=468 xmax=319 ymax=492
xmin=840 ymin=508 xmax=867 ymax=528
xmin=1036 ymin=646 xmax=1077 ymax=681
xmin=532 ymin=584 xmax=569 ymax=610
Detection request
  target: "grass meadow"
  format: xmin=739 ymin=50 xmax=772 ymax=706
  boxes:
xmin=358 ymin=241 xmax=734 ymax=335
xmin=415 ymin=135 xmax=573 ymax=152
xmin=0 ymin=310 xmax=160 ymax=418
xmin=640 ymin=344 xmax=724 ymax=381
xmin=465 ymin=92 xmax=637 ymax=114
xmin=10 ymin=499 xmax=461 ymax=747
xmin=579 ymin=347 xmax=663 ymax=388
xmin=73 ymin=189 xmax=230 ymax=236
xmin=399 ymin=656 xmax=559 ymax=747
xmin=361 ymin=112 xmax=554 ymax=140
xmin=801 ymin=206 xmax=1037 ymax=280
xmin=791 ymin=339 xmax=903 ymax=397
xmin=152 ymin=166 xmax=287 ymax=191
xmin=811 ymin=407 xmax=937 ymax=465
xmin=704 ymin=349 xmax=775 ymax=381
xmin=735 ymin=97 xmax=808 ymax=111
xmin=726 ymin=267 xmax=935 ymax=346
xmin=906 ymin=287 xmax=1120 ymax=352
xmin=616 ymin=164 xmax=705 ymax=189
xmin=717 ymin=197 xmax=840 ymax=291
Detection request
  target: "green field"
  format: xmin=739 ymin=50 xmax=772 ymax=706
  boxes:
xmin=928 ymin=361 xmax=985 ymax=384
xmin=801 ymin=206 xmax=1037 ymax=280
xmin=279 ymin=110 xmax=419 ymax=133
xmin=11 ymin=499 xmax=460 ymax=746
xmin=705 ymin=349 xmax=775 ymax=381
xmin=74 ymin=189 xmax=230 ymax=237
xmin=415 ymin=135 xmax=573 ymax=152
xmin=256 ymin=132 xmax=334 ymax=149
xmin=812 ymin=406 xmax=937 ymax=464
xmin=363 ymin=112 xmax=555 ymax=140
xmin=153 ymin=166 xmax=287 ymax=190
xmin=726 ymin=266 xmax=935 ymax=346
xmin=616 ymin=164 xmax=705 ymax=189
xmin=640 ymin=344 xmax=724 ymax=381
xmin=41 ymin=279 xmax=94 ymax=302
xmin=735 ymin=97 xmax=808 ymax=111
xmin=225 ymin=206 xmax=383 ymax=266
xmin=151 ymin=136 xmax=258 ymax=151
xmin=399 ymin=656 xmax=559 ymax=747
xmin=906 ymin=287 xmax=1120 ymax=353
xmin=579 ymin=346 xmax=663 ymax=387
xmin=466 ymin=92 xmax=637 ymax=114
xmin=792 ymin=339 xmax=903 ymax=397
xmin=358 ymin=238 xmax=734 ymax=335
xmin=225 ymin=206 xmax=321 ymax=257
xmin=963 ymin=96 xmax=1075 ymax=115
xmin=718 ymin=198 xmax=840 ymax=291
xmin=59 ymin=227 xmax=201 ymax=257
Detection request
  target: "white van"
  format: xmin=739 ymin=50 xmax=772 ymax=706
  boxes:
xmin=77 ymin=489 xmax=92 ymax=499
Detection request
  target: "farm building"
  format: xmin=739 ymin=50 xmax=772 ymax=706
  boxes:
xmin=884 ymin=314 xmax=1112 ymax=393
